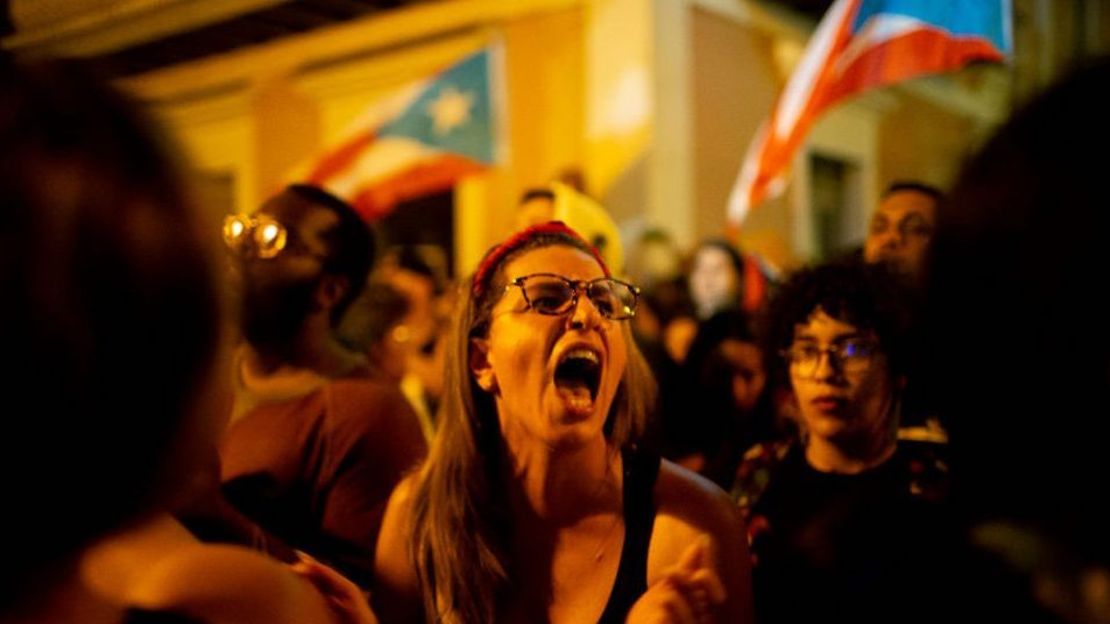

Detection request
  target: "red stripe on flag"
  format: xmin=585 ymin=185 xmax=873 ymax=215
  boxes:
xmin=348 ymin=154 xmax=485 ymax=221
xmin=743 ymin=10 xmax=857 ymax=212
xmin=306 ymin=130 xmax=376 ymax=184
xmin=825 ymin=29 xmax=1006 ymax=104
xmin=729 ymin=0 xmax=1010 ymax=226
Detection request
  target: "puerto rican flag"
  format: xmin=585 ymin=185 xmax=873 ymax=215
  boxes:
xmin=727 ymin=0 xmax=1011 ymax=226
xmin=304 ymin=48 xmax=500 ymax=221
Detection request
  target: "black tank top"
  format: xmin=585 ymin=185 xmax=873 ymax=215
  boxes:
xmin=596 ymin=447 xmax=662 ymax=624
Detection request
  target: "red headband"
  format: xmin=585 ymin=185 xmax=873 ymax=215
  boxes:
xmin=471 ymin=221 xmax=611 ymax=298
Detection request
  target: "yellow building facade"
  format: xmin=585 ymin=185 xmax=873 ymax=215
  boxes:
xmin=5 ymin=0 xmax=1017 ymax=273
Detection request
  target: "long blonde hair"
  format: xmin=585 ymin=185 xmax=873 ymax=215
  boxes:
xmin=408 ymin=228 xmax=655 ymax=623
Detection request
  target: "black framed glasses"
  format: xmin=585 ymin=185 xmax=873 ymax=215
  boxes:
xmin=223 ymin=213 xmax=327 ymax=261
xmin=781 ymin=338 xmax=879 ymax=378
xmin=506 ymin=273 xmax=640 ymax=320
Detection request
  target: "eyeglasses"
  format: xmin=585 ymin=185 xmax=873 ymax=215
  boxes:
xmin=781 ymin=338 xmax=879 ymax=378
xmin=505 ymin=273 xmax=640 ymax=320
xmin=223 ymin=213 xmax=326 ymax=261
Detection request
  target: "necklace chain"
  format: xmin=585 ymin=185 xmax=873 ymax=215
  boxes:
xmin=593 ymin=514 xmax=622 ymax=561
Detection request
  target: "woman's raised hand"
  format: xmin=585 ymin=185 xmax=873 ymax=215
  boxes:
xmin=626 ymin=536 xmax=726 ymax=624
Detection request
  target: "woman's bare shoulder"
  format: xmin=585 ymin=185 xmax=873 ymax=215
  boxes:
xmin=372 ymin=472 xmax=425 ymax=623
xmin=653 ymin=459 xmax=742 ymax=538
xmin=649 ymin=460 xmax=753 ymax=623
xmin=649 ymin=459 xmax=743 ymax=569
xmin=376 ymin=471 xmax=419 ymax=574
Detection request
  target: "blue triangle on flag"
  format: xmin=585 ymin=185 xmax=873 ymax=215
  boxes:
xmin=379 ymin=49 xmax=494 ymax=164
xmin=852 ymin=0 xmax=1010 ymax=54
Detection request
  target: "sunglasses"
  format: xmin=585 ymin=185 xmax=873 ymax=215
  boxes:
xmin=222 ymin=213 xmax=327 ymax=261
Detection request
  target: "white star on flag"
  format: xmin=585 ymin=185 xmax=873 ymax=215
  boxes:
xmin=299 ymin=47 xmax=498 ymax=221
xmin=427 ymin=86 xmax=474 ymax=136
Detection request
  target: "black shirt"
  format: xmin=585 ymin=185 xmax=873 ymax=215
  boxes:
xmin=747 ymin=442 xmax=949 ymax=623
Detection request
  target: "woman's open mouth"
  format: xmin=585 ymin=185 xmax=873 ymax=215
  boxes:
xmin=554 ymin=347 xmax=602 ymax=414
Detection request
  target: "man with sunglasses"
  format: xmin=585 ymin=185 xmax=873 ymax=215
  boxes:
xmin=194 ymin=184 xmax=426 ymax=589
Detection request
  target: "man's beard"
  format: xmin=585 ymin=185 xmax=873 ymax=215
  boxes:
xmin=240 ymin=273 xmax=322 ymax=350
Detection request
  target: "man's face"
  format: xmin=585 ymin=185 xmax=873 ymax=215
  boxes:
xmin=237 ymin=200 xmax=338 ymax=347
xmin=863 ymin=190 xmax=937 ymax=279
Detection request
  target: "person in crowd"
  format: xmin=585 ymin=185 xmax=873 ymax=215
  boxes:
xmin=374 ymin=245 xmax=452 ymax=432
xmin=922 ymin=57 xmax=1110 ymax=623
xmin=1 ymin=56 xmax=373 ymax=624
xmin=858 ymin=181 xmax=944 ymax=435
xmin=515 ymin=181 xmax=625 ymax=274
xmin=688 ymin=240 xmax=772 ymax=322
xmin=657 ymin=239 xmax=774 ymax=484
xmin=338 ymin=280 xmax=412 ymax=386
xmin=624 ymin=228 xmax=689 ymax=361
xmin=732 ymin=259 xmax=947 ymax=623
xmin=215 ymin=184 xmax=427 ymax=587
xmin=664 ymin=309 xmax=778 ymax=488
xmin=862 ymin=181 xmax=941 ymax=284
xmin=372 ymin=222 xmax=752 ymax=623
xmin=338 ymin=280 xmax=437 ymax=441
